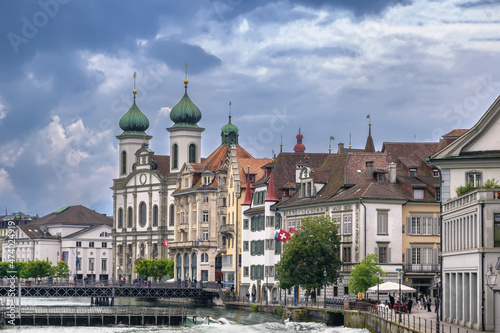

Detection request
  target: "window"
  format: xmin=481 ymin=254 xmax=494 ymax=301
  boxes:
xmin=243 ymin=241 xmax=249 ymax=251
xmin=101 ymin=259 xmax=107 ymax=271
xmin=275 ymin=240 xmax=282 ymax=255
xmin=153 ymin=205 xmax=158 ymax=227
xmin=89 ymin=242 xmax=94 ymax=248
xmin=266 ymin=216 xmax=274 ymax=228
xmin=342 ymin=246 xmax=351 ymax=262
xmin=495 ymin=214 xmax=500 ymax=247
xmin=413 ymin=189 xmax=424 ymax=200
xmin=189 ymin=144 xmax=196 ymax=163
xmin=76 ymin=257 xmax=81 ymax=270
xmin=172 ymin=144 xmax=178 ymax=169
xmin=169 ymin=204 xmax=174 ymax=226
xmin=76 ymin=241 xmax=82 ymax=248
xmin=118 ymin=208 xmax=123 ymax=228
xmin=203 ymin=193 xmax=209 ymax=203
xmin=436 ymin=188 xmax=441 ymax=201
xmin=202 ymin=229 xmax=209 ymax=241
xmin=100 ymin=232 xmax=108 ymax=237
xmin=377 ymin=210 xmax=388 ymax=235
xmin=275 ymin=214 xmax=281 ymax=229
xmin=343 ymin=215 xmax=352 ymax=235
xmin=89 ymin=258 xmax=95 ymax=271
xmin=411 ymin=217 xmax=421 ymax=235
xmin=128 ymin=207 xmax=133 ymax=228
xmin=422 ymin=217 xmax=433 ymax=235
xmin=410 ymin=168 xmax=417 ymax=177
xmin=265 ymin=239 xmax=275 ymax=250
xmin=203 ymin=211 xmax=209 ymax=223
xmin=378 ymin=246 xmax=389 ymax=263
xmin=139 ymin=202 xmax=147 ymax=227
xmin=118 ymin=245 xmax=123 ymax=254
xmin=433 ymin=169 xmax=439 ymax=177
xmin=332 ymin=215 xmax=341 ymax=232
xmin=411 ymin=248 xmax=421 ymax=265
xmin=243 ymin=267 xmax=249 ymax=277
xmin=102 ymin=242 xmax=107 ymax=248
xmin=466 ymin=171 xmax=482 ymax=187
xmin=121 ymin=151 xmax=127 ymax=174
xmin=243 ymin=219 xmax=249 ymax=230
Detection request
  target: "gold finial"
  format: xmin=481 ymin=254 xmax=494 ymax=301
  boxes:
xmin=184 ymin=62 xmax=189 ymax=85
xmin=133 ymin=72 xmax=137 ymax=97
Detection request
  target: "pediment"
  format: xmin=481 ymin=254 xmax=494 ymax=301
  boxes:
xmin=124 ymin=170 xmax=162 ymax=187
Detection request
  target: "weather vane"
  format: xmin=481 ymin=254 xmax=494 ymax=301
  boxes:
xmin=133 ymin=72 xmax=137 ymax=97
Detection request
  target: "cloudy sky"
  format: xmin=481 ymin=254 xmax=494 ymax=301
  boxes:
xmin=1 ymin=0 xmax=499 ymax=217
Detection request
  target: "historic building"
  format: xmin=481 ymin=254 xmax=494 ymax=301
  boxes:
xmin=2 ymin=205 xmax=112 ymax=283
xmin=429 ymin=95 xmax=500 ymax=332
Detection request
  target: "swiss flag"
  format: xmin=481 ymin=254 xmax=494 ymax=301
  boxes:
xmin=277 ymin=229 xmax=291 ymax=242
xmin=289 ymin=227 xmax=298 ymax=235
xmin=163 ymin=239 xmax=169 ymax=248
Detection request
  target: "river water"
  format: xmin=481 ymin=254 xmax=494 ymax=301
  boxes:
xmin=2 ymin=297 xmax=368 ymax=333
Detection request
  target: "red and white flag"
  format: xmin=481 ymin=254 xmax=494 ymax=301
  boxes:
xmin=163 ymin=239 xmax=169 ymax=248
xmin=277 ymin=229 xmax=291 ymax=242
xmin=289 ymin=227 xmax=298 ymax=235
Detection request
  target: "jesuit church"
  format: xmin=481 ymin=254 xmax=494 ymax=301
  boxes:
xmin=111 ymin=74 xmax=263 ymax=284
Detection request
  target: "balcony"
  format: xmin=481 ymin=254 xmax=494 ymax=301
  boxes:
xmin=218 ymin=224 xmax=234 ymax=234
xmin=341 ymin=263 xmax=354 ymax=272
xmin=405 ymin=264 xmax=440 ymax=273
xmin=218 ymin=244 xmax=227 ymax=253
xmin=443 ymin=189 xmax=500 ymax=213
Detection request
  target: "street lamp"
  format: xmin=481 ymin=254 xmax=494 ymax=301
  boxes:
xmin=486 ymin=263 xmax=498 ymax=290
xmin=434 ymin=272 xmax=441 ymax=333
xmin=323 ymin=269 xmax=327 ymax=308
xmin=376 ymin=271 xmax=380 ymax=305
xmin=398 ymin=270 xmax=403 ymax=323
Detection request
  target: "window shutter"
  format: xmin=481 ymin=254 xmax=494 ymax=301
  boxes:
xmin=432 ymin=218 xmax=439 ymax=235
xmin=406 ymin=217 xmax=412 ymax=235
xmin=388 ymin=248 xmax=391 ymax=263
xmin=406 ymin=248 xmax=411 ymax=266
xmin=260 ymin=240 xmax=264 ymax=255
xmin=261 ymin=216 xmax=265 ymax=230
xmin=432 ymin=248 xmax=438 ymax=266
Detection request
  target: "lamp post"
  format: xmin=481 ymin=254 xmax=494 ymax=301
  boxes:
xmin=376 ymin=271 xmax=380 ymax=305
xmin=398 ymin=270 xmax=403 ymax=323
xmin=485 ymin=257 xmax=500 ymax=333
xmin=323 ymin=269 xmax=327 ymax=308
xmin=434 ymin=272 xmax=441 ymax=333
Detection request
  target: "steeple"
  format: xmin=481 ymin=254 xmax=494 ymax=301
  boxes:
xmin=169 ymin=62 xmax=202 ymax=128
xmin=119 ymin=72 xmax=150 ymax=136
xmin=364 ymin=114 xmax=375 ymax=153
xmin=293 ymin=128 xmax=306 ymax=153
xmin=265 ymin=172 xmax=279 ymax=202
xmin=242 ymin=168 xmax=253 ymax=206
xmin=221 ymin=101 xmax=239 ymax=146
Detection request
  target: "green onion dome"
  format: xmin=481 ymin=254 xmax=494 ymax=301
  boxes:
xmin=221 ymin=117 xmax=238 ymax=136
xmin=169 ymin=80 xmax=202 ymax=128
xmin=119 ymin=98 xmax=150 ymax=135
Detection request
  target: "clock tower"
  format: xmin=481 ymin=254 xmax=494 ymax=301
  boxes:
xmin=221 ymin=106 xmax=239 ymax=146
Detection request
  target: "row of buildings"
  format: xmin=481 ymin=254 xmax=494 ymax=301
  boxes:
xmin=3 ymin=73 xmax=500 ymax=331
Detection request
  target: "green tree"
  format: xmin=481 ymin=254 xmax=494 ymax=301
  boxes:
xmin=20 ymin=260 xmax=52 ymax=278
xmin=135 ymin=258 xmax=174 ymax=281
xmin=53 ymin=261 xmax=70 ymax=279
xmin=134 ymin=259 xmax=154 ymax=278
xmin=154 ymin=258 xmax=174 ymax=281
xmin=0 ymin=262 xmax=10 ymax=278
xmin=276 ymin=216 xmax=342 ymax=291
xmin=348 ymin=253 xmax=386 ymax=295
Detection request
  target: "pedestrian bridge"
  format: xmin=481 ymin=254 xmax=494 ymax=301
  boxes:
xmin=0 ymin=283 xmax=220 ymax=304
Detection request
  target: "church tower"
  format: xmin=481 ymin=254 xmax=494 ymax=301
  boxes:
xmin=220 ymin=102 xmax=239 ymax=146
xmin=117 ymin=73 xmax=151 ymax=178
xmin=167 ymin=66 xmax=204 ymax=172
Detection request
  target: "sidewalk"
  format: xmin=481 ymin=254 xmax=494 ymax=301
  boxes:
xmin=403 ymin=305 xmax=479 ymax=333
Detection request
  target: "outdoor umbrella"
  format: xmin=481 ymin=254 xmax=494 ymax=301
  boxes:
xmin=367 ymin=281 xmax=416 ymax=293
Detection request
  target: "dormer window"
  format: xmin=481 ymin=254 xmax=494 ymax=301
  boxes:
xmin=410 ymin=168 xmax=417 ymax=177
xmin=249 ymin=175 xmax=255 ymax=183
xmin=433 ymin=169 xmax=439 ymax=177
xmin=413 ymin=189 xmax=424 ymax=200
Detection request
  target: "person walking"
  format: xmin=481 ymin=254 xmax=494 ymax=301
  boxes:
xmin=304 ymin=290 xmax=310 ymax=305
xmin=310 ymin=290 xmax=316 ymax=305
xmin=389 ymin=294 xmax=395 ymax=310
xmin=427 ymin=295 xmax=432 ymax=312
xmin=251 ymin=290 xmax=256 ymax=303
xmin=407 ymin=297 xmax=413 ymax=314
xmin=246 ymin=291 xmax=250 ymax=303
xmin=416 ymin=293 xmax=421 ymax=309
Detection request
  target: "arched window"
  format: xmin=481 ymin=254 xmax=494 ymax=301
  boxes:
xmin=153 ymin=205 xmax=158 ymax=227
xmin=189 ymin=144 xmax=196 ymax=163
xmin=118 ymin=208 xmax=123 ymax=228
xmin=139 ymin=202 xmax=146 ymax=227
xmin=127 ymin=207 xmax=133 ymax=228
xmin=172 ymin=144 xmax=178 ymax=169
xmin=121 ymin=151 xmax=127 ymax=174
xmin=140 ymin=243 xmax=145 ymax=257
xmin=170 ymin=204 xmax=175 ymax=226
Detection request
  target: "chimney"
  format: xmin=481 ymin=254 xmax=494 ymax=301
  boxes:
xmin=389 ymin=162 xmax=397 ymax=184
xmin=366 ymin=161 xmax=374 ymax=178
xmin=338 ymin=143 xmax=344 ymax=154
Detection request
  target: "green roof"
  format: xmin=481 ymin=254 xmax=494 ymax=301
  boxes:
xmin=53 ymin=206 xmax=69 ymax=214
xmin=119 ymin=99 xmax=149 ymax=135
xmin=170 ymin=87 xmax=202 ymax=128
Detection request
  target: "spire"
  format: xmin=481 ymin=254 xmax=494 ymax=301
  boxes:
xmin=118 ymin=72 xmax=150 ymax=136
xmin=242 ymin=168 xmax=253 ymax=206
xmin=265 ymin=172 xmax=279 ymax=202
xmin=364 ymin=114 xmax=375 ymax=153
xmin=169 ymin=63 xmax=202 ymax=128
xmin=293 ymin=128 xmax=306 ymax=153
xmin=280 ymin=134 xmax=283 ymax=153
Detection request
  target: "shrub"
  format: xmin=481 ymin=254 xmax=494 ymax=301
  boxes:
xmin=483 ymin=178 xmax=500 ymax=189
xmin=250 ymin=304 xmax=258 ymax=312
xmin=455 ymin=182 xmax=475 ymax=196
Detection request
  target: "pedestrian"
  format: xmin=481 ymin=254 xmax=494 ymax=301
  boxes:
xmin=185 ymin=277 xmax=188 ymax=288
xmin=252 ymin=290 xmax=256 ymax=303
xmin=389 ymin=294 xmax=395 ymax=310
xmin=188 ymin=277 xmax=192 ymax=288
xmin=246 ymin=291 xmax=250 ymax=303
xmin=304 ymin=290 xmax=310 ymax=305
xmin=427 ymin=295 xmax=432 ymax=312
xmin=310 ymin=290 xmax=316 ymax=305
xmin=407 ymin=297 xmax=413 ymax=314
xmin=193 ymin=278 xmax=197 ymax=289
xmin=435 ymin=297 xmax=440 ymax=313
xmin=37 ymin=275 xmax=41 ymax=285
xmin=416 ymin=293 xmax=421 ymax=309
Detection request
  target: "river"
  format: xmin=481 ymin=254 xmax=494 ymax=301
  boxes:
xmin=2 ymin=297 xmax=369 ymax=333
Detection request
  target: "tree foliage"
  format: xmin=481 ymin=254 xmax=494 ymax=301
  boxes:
xmin=276 ymin=215 xmax=342 ymax=290
xmin=21 ymin=260 xmax=52 ymax=278
xmin=348 ymin=253 xmax=386 ymax=295
xmin=134 ymin=258 xmax=174 ymax=280
xmin=53 ymin=261 xmax=70 ymax=279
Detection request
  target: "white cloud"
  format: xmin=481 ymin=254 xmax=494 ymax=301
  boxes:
xmin=0 ymin=168 xmax=26 ymax=212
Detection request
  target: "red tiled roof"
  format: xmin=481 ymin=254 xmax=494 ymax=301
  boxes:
xmin=442 ymin=129 xmax=468 ymax=138
xmin=152 ymin=154 xmax=170 ymax=174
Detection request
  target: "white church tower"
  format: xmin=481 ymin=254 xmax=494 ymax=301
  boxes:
xmin=167 ymin=65 xmax=204 ymax=172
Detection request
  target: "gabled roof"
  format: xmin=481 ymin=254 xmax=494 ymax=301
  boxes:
xmin=29 ymin=205 xmax=112 ymax=227
xmin=431 ymin=95 xmax=500 ymax=160
xmin=382 ymin=142 xmax=439 ymax=166
xmin=63 ymin=224 xmax=112 ymax=239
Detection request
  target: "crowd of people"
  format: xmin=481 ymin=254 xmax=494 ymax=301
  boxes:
xmin=378 ymin=293 xmax=440 ymax=314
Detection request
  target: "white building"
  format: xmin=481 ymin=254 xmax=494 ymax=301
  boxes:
xmin=2 ymin=205 xmax=112 ymax=283
xmin=429 ymin=95 xmax=500 ymax=332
